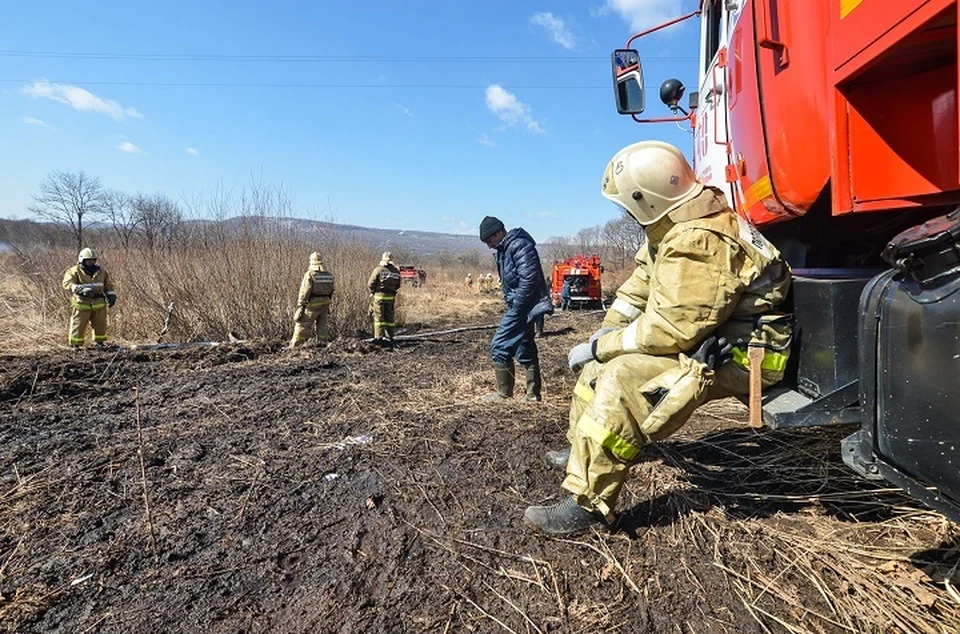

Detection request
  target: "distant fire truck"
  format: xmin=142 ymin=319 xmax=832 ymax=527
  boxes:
xmin=550 ymin=255 xmax=603 ymax=308
xmin=398 ymin=265 xmax=427 ymax=287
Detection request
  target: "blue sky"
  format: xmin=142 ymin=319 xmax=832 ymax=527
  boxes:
xmin=0 ymin=0 xmax=700 ymax=241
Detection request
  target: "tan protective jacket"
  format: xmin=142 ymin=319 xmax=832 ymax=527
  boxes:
xmin=62 ymin=265 xmax=116 ymax=311
xmin=297 ymin=264 xmax=335 ymax=308
xmin=368 ymin=263 xmax=401 ymax=297
xmin=595 ymin=187 xmax=790 ymax=361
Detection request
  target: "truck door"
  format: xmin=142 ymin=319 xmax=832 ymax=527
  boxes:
xmin=746 ymin=0 xmax=831 ymax=220
xmin=694 ymin=0 xmax=737 ymax=209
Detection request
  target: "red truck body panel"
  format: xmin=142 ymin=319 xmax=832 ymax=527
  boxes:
xmin=398 ymin=266 xmax=427 ymax=286
xmin=550 ymin=255 xmax=603 ymax=306
xmin=730 ymin=0 xmax=960 ymax=226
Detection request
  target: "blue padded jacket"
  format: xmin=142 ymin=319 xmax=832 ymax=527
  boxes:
xmin=495 ymin=228 xmax=552 ymax=322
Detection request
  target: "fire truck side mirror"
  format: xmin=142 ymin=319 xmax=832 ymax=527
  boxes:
xmin=688 ymin=91 xmax=699 ymax=111
xmin=612 ymin=49 xmax=645 ymax=114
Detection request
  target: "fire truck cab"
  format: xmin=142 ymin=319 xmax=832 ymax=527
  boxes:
xmin=550 ymin=255 xmax=603 ymax=308
xmin=613 ymin=0 xmax=960 ymax=523
xmin=398 ymin=265 xmax=427 ymax=287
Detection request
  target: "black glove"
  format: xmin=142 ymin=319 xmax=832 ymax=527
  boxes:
xmin=80 ymin=287 xmax=96 ymax=298
xmin=106 ymin=293 xmax=116 ymax=307
xmin=690 ymin=336 xmax=732 ymax=370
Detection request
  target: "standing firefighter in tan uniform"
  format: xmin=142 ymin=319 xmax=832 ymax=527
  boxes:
xmin=290 ymin=251 xmax=335 ymax=347
xmin=368 ymin=251 xmax=402 ymax=343
xmin=61 ymin=248 xmax=118 ymax=349
xmin=524 ymin=141 xmax=793 ymax=536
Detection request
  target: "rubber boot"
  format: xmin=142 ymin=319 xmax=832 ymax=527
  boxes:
xmin=482 ymin=361 xmax=515 ymax=401
xmin=523 ymin=496 xmax=605 ymax=536
xmin=522 ymin=362 xmax=542 ymax=402
xmin=544 ymin=446 xmax=570 ymax=471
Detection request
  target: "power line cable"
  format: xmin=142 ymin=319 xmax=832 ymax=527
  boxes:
xmin=0 ymin=49 xmax=696 ymax=63
xmin=1 ymin=78 xmax=620 ymax=89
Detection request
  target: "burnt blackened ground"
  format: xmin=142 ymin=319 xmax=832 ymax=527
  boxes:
xmin=1 ymin=312 xmax=958 ymax=633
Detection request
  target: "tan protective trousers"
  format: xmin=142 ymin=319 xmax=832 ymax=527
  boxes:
xmin=562 ymin=353 xmax=775 ymax=521
xmin=69 ymin=307 xmax=107 ymax=347
xmin=290 ymin=302 xmax=331 ymax=346
xmin=371 ymin=296 xmax=396 ymax=340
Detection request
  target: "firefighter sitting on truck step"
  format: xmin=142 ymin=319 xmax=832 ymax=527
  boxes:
xmin=368 ymin=251 xmax=402 ymax=344
xmin=290 ymin=251 xmax=335 ymax=347
xmin=524 ymin=141 xmax=793 ymax=536
xmin=62 ymin=247 xmax=117 ymax=349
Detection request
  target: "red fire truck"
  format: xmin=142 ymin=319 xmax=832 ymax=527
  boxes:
xmin=398 ymin=265 xmax=427 ymax=287
xmin=613 ymin=0 xmax=960 ymax=522
xmin=550 ymin=255 xmax=603 ymax=308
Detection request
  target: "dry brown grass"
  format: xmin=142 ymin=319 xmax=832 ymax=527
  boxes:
xmin=0 ymin=236 xmax=388 ymax=352
xmin=0 ymin=231 xmax=514 ymax=353
xmin=608 ymin=399 xmax=960 ymax=634
xmin=399 ymin=282 xmax=503 ymax=331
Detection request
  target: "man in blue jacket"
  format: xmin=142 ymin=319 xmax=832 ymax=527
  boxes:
xmin=479 ymin=216 xmax=553 ymax=401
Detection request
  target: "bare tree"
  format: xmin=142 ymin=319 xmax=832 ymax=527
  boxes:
xmin=133 ymin=193 xmax=184 ymax=251
xmin=104 ymin=191 xmax=140 ymax=249
xmin=601 ymin=212 xmax=643 ymax=269
xmin=28 ymin=170 xmax=107 ymax=249
xmin=575 ymin=226 xmax=602 ymax=255
xmin=541 ymin=235 xmax=575 ymax=264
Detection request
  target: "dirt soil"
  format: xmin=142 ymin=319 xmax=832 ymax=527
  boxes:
xmin=2 ymin=308 xmax=958 ymax=633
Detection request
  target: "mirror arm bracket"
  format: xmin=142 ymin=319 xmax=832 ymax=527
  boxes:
xmin=631 ymin=112 xmax=694 ymax=124
xmin=626 ymin=9 xmax=701 ymax=48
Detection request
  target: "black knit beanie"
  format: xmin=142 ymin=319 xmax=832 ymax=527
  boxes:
xmin=479 ymin=216 xmax=505 ymax=241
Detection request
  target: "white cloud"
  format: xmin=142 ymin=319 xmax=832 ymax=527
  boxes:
xmin=603 ymin=0 xmax=683 ymax=32
xmin=186 ymin=147 xmax=199 ymax=156
xmin=22 ymin=116 xmax=54 ymax=129
xmin=476 ymin=134 xmax=495 ymax=147
xmin=484 ymin=84 xmax=545 ymax=134
xmin=117 ymin=141 xmax=142 ymax=153
xmin=393 ymin=102 xmax=415 ymax=119
xmin=530 ymin=12 xmax=578 ymax=50
xmin=21 ymin=80 xmax=143 ymax=120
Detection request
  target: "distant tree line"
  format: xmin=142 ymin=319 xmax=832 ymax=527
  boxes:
xmin=17 ymin=169 xmax=642 ymax=273
xmin=544 ymin=211 xmax=643 ymax=270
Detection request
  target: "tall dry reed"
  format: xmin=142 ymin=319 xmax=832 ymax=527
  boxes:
xmin=1 ymin=236 xmax=398 ymax=351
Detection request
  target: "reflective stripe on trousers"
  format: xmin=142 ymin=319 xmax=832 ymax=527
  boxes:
xmin=731 ymin=346 xmax=788 ymax=372
xmin=307 ymin=297 xmax=332 ymax=309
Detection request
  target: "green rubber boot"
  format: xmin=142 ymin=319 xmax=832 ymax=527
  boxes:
xmin=522 ymin=362 xmax=542 ymax=402
xmin=482 ymin=361 xmax=515 ymax=401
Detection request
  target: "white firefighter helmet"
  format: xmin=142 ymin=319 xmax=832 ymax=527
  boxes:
xmin=381 ymin=251 xmax=392 ymax=265
xmin=309 ymin=251 xmax=323 ymax=267
xmin=601 ymin=140 xmax=703 ymax=226
xmin=77 ymin=247 xmax=98 ymax=263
